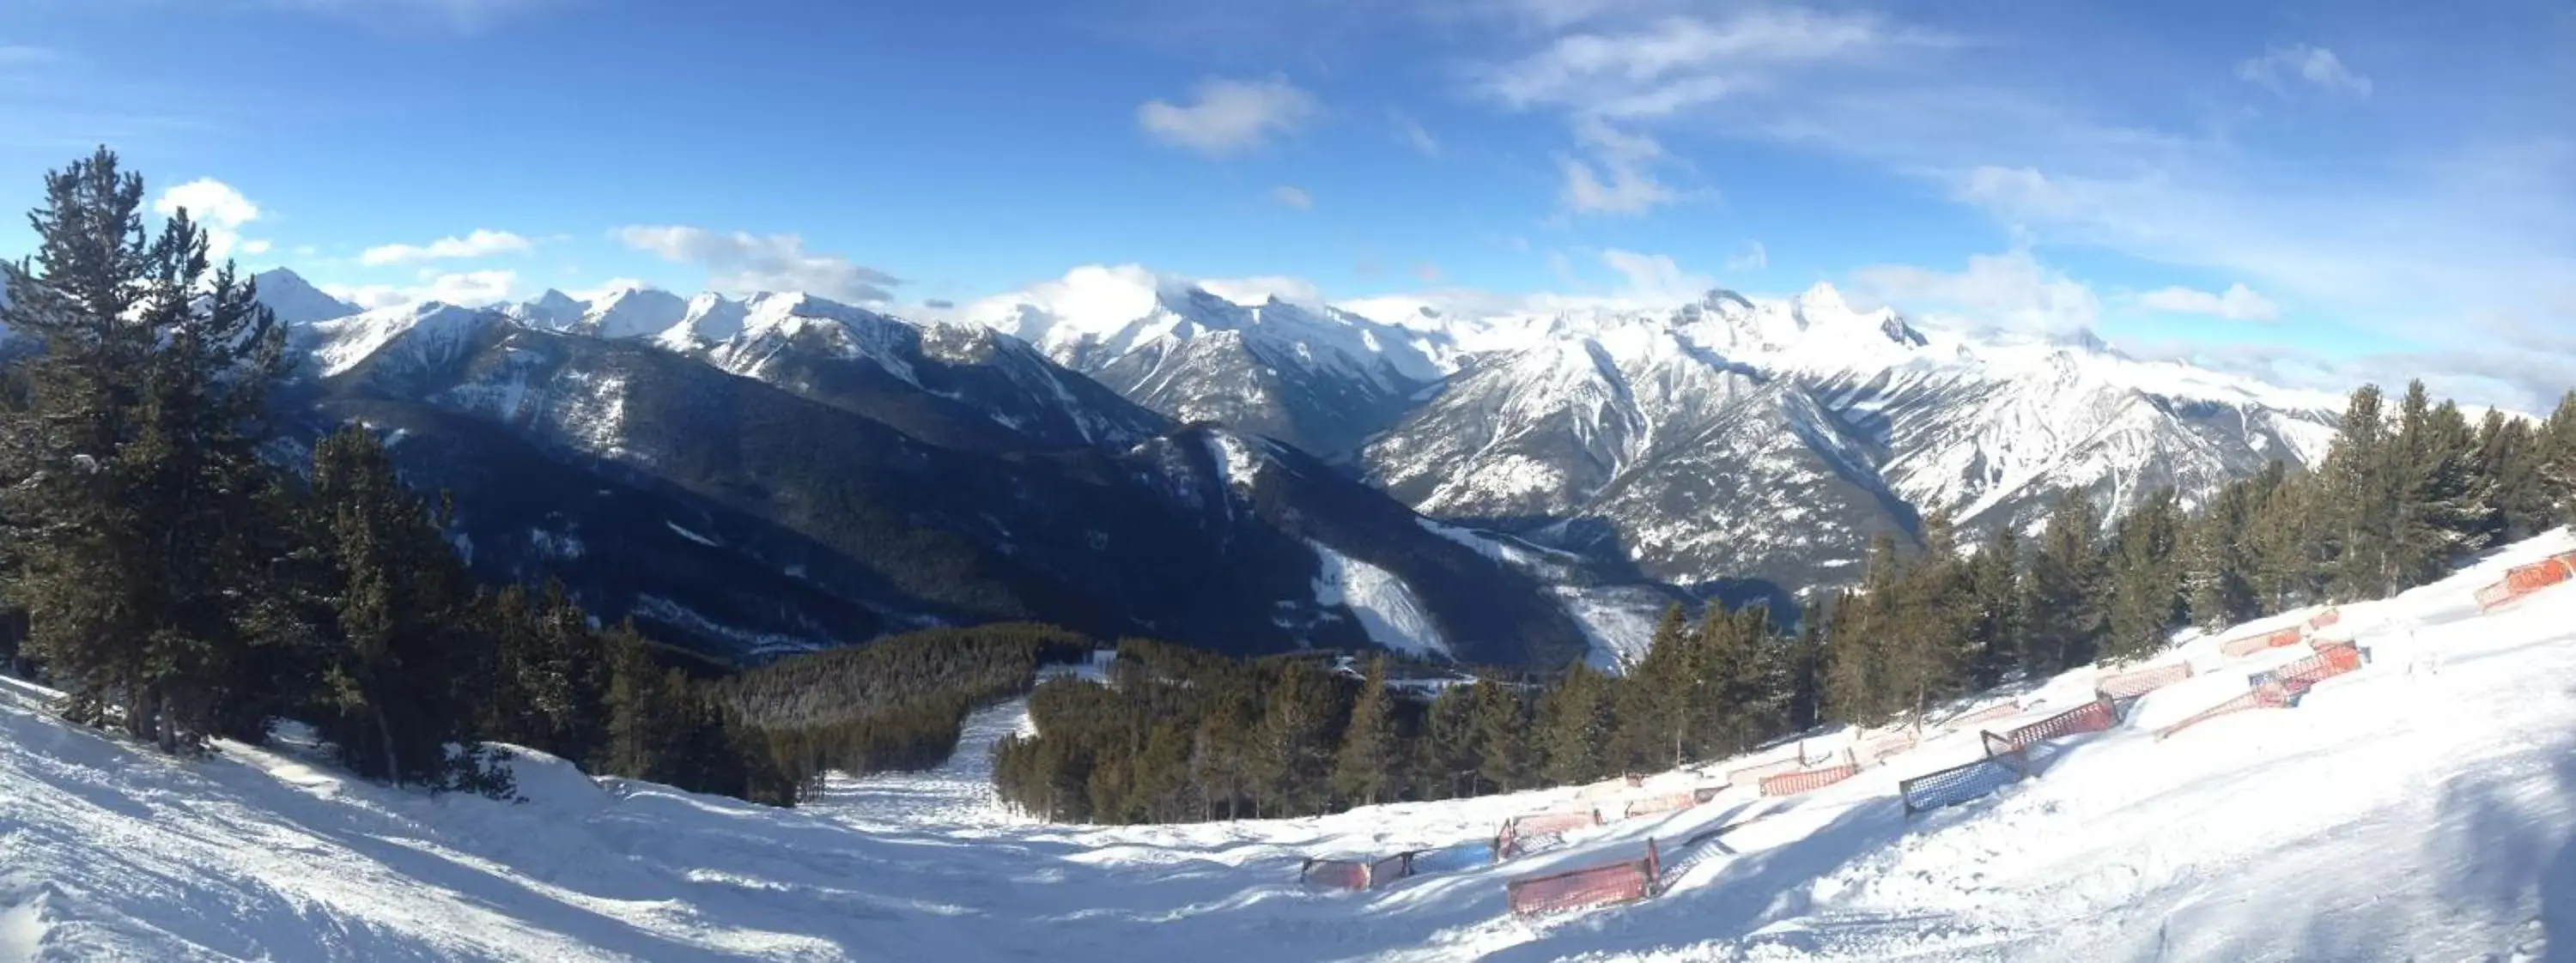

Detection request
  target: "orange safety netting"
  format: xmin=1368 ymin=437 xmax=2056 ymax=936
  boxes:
xmin=1988 ymin=698 xmax=2117 ymax=753
xmin=2479 ymin=554 xmax=2576 ymax=610
xmin=1620 ymin=789 xmax=1717 ymax=820
xmin=1576 ymin=774 xmax=1644 ymax=802
xmin=2307 ymin=607 xmax=2342 ymax=630
xmin=1300 ymin=858 xmax=1370 ymax=890
xmin=1759 ymin=763 xmax=1860 ymax=796
xmin=1493 ymin=809 xmax=1602 ymax=860
xmin=2153 ymin=682 xmax=2292 ymax=741
xmin=2255 ymin=642 xmax=2364 ymax=694
xmin=1365 ymin=852 xmax=1417 ymax=888
xmin=1854 ymin=729 xmax=1920 ymax=766
xmin=1724 ymin=756 xmax=1803 ymax=789
xmin=2096 ymin=662 xmax=2194 ymax=700
xmin=1505 ymin=841 xmax=1662 ymax=917
xmin=2220 ymin=627 xmax=2306 ymax=658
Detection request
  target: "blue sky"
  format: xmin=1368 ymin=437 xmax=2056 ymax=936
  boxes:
xmin=0 ymin=0 xmax=2569 ymax=409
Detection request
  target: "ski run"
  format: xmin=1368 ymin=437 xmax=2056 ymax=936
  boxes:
xmin=6 ymin=530 xmax=2575 ymax=962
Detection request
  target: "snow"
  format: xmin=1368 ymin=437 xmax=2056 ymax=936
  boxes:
xmin=663 ymin=520 xmax=720 ymax=547
xmin=301 ymin=301 xmax=495 ymax=377
xmin=6 ymin=532 xmax=2574 ymax=961
xmin=1306 ymin=540 xmax=1451 ymax=659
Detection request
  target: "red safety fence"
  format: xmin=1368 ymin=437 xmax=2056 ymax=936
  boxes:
xmin=2220 ymin=627 xmax=2306 ymax=658
xmin=2307 ymin=607 xmax=2342 ymax=630
xmin=1366 ymin=852 xmax=1418 ymax=888
xmin=1987 ymin=698 xmax=2117 ymax=754
xmin=2097 ymin=662 xmax=2194 ymax=700
xmin=1620 ymin=787 xmax=1722 ymax=820
xmin=2254 ymin=642 xmax=2364 ymax=695
xmin=1854 ymin=728 xmax=1921 ymax=766
xmin=1505 ymin=840 xmax=1662 ymax=917
xmin=2153 ymin=682 xmax=2292 ymax=741
xmin=1942 ymin=701 xmax=2020 ymax=732
xmin=1725 ymin=756 xmax=1805 ymax=789
xmin=1576 ymin=774 xmax=1644 ymax=802
xmin=1300 ymin=858 xmax=1370 ymax=890
xmin=2477 ymin=554 xmax=2576 ymax=611
xmin=1759 ymin=762 xmax=1860 ymax=796
xmin=1493 ymin=809 xmax=1604 ymax=860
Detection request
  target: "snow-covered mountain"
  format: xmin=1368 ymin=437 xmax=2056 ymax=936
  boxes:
xmin=280 ymin=289 xmax=1637 ymax=666
xmin=946 ymin=266 xmax=1461 ymax=457
xmin=249 ymin=268 xmax=363 ymax=325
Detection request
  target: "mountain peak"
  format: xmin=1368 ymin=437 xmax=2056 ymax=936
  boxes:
xmin=250 ymin=267 xmax=362 ymax=325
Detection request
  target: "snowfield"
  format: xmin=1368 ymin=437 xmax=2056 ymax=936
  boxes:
xmin=5 ymin=532 xmax=2576 ymax=961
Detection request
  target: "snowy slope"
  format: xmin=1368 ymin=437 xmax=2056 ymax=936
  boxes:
xmin=250 ymin=268 xmax=362 ymax=325
xmin=6 ymin=531 xmax=2570 ymax=961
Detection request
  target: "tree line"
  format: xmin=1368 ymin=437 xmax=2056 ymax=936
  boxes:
xmin=0 ymin=148 xmax=1089 ymax=808
xmin=995 ymin=381 xmax=2576 ymax=825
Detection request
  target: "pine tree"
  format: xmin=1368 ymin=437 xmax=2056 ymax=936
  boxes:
xmin=305 ymin=425 xmax=492 ymax=786
xmin=1964 ymin=524 xmax=2021 ymax=688
xmin=1329 ymin=656 xmax=1402 ymax=807
xmin=2540 ymin=392 xmax=2576 ymax=523
xmin=2019 ymin=489 xmax=2105 ymax=675
xmin=2186 ymin=477 xmax=2260 ymax=630
xmin=2323 ymin=384 xmax=2395 ymax=600
xmin=2477 ymin=410 xmax=2551 ymax=544
xmin=1418 ymin=683 xmax=1479 ymax=799
xmin=1470 ymin=680 xmax=1532 ymax=793
xmin=1536 ymin=659 xmax=1615 ymax=786
xmin=0 ymin=148 xmax=290 ymax=753
xmin=602 ymin=620 xmax=690 ymax=784
xmin=1248 ymin=661 xmax=1339 ymax=817
xmin=1613 ymin=605 xmax=1690 ymax=770
xmin=1783 ymin=597 xmax=1830 ymax=731
xmin=2388 ymin=393 xmax=2493 ymax=591
xmin=2102 ymin=488 xmax=2185 ymax=663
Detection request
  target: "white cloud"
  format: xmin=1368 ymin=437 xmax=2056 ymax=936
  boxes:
xmin=614 ymin=226 xmax=898 ymax=303
xmin=239 ymin=239 xmax=274 ymax=257
xmin=2139 ymin=282 xmax=2281 ymax=321
xmin=317 ymin=269 xmax=519 ymax=309
xmin=1601 ymin=249 xmax=1713 ymax=303
xmin=1848 ymin=250 xmax=2101 ymax=334
xmin=361 ymin=228 xmax=533 ymax=266
xmin=1726 ymin=241 xmax=1769 ymax=273
xmin=2238 ymin=44 xmax=2372 ymax=99
xmin=570 ymin=278 xmax=653 ymax=301
xmin=1392 ymin=112 xmax=1442 ymax=157
xmin=418 ymin=270 xmax=517 ymax=306
xmin=151 ymin=178 xmax=266 ymax=260
xmin=1136 ymin=77 xmax=1318 ymax=156
xmin=1270 ymin=185 xmax=1315 ymax=210
xmin=1484 ymin=8 xmax=1937 ymax=118
xmin=1560 ymin=115 xmax=1680 ymax=215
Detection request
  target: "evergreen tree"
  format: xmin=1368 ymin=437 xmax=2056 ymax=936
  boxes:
xmin=2186 ymin=478 xmax=2260 ymax=630
xmin=601 ymin=620 xmax=691 ymax=784
xmin=1329 ymin=656 xmax=1402 ymax=807
xmin=2540 ymin=392 xmax=2576 ymax=523
xmin=304 ymin=425 xmax=493 ymax=786
xmin=1783 ymin=597 xmax=1830 ymax=731
xmin=1470 ymin=680 xmax=1533 ymax=793
xmin=0 ymin=148 xmax=290 ymax=753
xmin=1536 ymin=659 xmax=1615 ymax=787
xmin=1418 ymin=683 xmax=1479 ymax=800
xmin=1247 ymin=661 xmax=1339 ymax=817
xmin=1612 ymin=605 xmax=1690 ymax=769
xmin=2388 ymin=392 xmax=2493 ymax=591
xmin=1964 ymin=524 xmax=2022 ymax=688
xmin=2477 ymin=409 xmax=2552 ymax=544
xmin=2323 ymin=384 xmax=2395 ymax=600
xmin=2019 ymin=489 xmax=2105 ymax=675
xmin=2102 ymin=488 xmax=2185 ymax=662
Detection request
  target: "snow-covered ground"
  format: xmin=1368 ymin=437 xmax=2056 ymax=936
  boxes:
xmin=5 ymin=532 xmax=2576 ymax=961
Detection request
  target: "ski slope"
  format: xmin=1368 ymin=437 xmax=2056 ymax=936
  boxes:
xmin=3 ymin=533 xmax=2575 ymax=961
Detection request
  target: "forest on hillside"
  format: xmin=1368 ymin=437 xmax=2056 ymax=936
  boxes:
xmin=994 ymin=382 xmax=2576 ymax=824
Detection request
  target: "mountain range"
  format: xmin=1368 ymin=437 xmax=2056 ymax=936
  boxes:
xmin=237 ymin=265 xmax=2340 ymax=665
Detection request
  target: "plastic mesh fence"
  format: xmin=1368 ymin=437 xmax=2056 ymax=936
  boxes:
xmin=2097 ymin=663 xmax=2194 ymax=700
xmin=1493 ymin=809 xmax=1601 ymax=859
xmin=1301 ymin=859 xmax=1370 ymax=891
xmin=2251 ymin=642 xmax=2364 ymax=695
xmin=2221 ymin=627 xmax=2307 ymax=658
xmin=1942 ymin=702 xmax=2020 ymax=731
xmin=2307 ymin=608 xmax=2342 ymax=630
xmin=1366 ymin=853 xmax=1415 ymax=888
xmin=1577 ymin=775 xmax=1644 ymax=802
xmin=2153 ymin=683 xmax=2291 ymax=741
xmin=1990 ymin=699 xmax=2117 ymax=754
xmin=2482 ymin=555 xmax=2576 ymax=610
xmin=1759 ymin=763 xmax=1860 ymax=796
xmin=1505 ymin=845 xmax=1661 ymax=917
xmin=1725 ymin=756 xmax=1803 ymax=789
xmin=1854 ymin=729 xmax=1921 ymax=766
xmin=1899 ymin=751 xmax=2028 ymax=814
xmin=1621 ymin=791 xmax=1707 ymax=820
